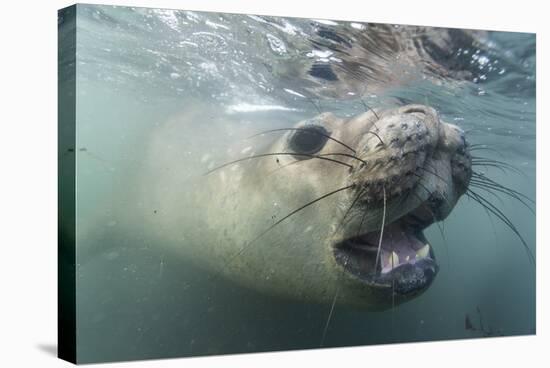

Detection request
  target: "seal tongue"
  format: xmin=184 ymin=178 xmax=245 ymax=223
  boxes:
xmin=358 ymin=225 xmax=438 ymax=295
xmin=379 ymin=242 xmax=431 ymax=274
xmin=333 ymin=219 xmax=437 ymax=293
xmin=359 ymin=223 xmax=431 ymax=274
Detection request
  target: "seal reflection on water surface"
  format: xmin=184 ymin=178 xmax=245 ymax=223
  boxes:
xmin=145 ymin=104 xmax=472 ymax=311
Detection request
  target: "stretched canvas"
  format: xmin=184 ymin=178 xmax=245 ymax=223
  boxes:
xmin=58 ymin=3 xmax=536 ymax=364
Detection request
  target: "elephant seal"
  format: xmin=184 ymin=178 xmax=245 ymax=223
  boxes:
xmin=136 ymin=103 xmax=472 ymax=310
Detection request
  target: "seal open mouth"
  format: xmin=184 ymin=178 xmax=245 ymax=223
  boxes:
xmin=334 ymin=209 xmax=439 ymax=296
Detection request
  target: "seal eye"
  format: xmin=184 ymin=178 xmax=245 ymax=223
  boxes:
xmin=288 ymin=125 xmax=330 ymax=157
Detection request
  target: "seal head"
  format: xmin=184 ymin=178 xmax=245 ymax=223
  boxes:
xmin=263 ymin=104 xmax=471 ymax=305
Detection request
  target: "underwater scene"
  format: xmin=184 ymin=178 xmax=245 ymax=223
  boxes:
xmin=58 ymin=4 xmax=535 ymax=364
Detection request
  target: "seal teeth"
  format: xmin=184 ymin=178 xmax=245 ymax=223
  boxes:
xmin=416 ymin=244 xmax=430 ymax=259
xmin=389 ymin=251 xmax=399 ymax=267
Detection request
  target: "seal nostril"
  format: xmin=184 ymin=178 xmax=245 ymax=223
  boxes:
xmin=402 ymin=107 xmax=427 ymax=115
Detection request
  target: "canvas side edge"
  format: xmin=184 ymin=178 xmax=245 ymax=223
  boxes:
xmin=58 ymin=4 xmax=77 ymax=364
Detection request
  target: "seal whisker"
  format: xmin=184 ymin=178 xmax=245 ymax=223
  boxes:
xmin=419 ymin=164 xmax=467 ymax=223
xmin=463 ymin=128 xmax=489 ymax=135
xmin=471 ymin=171 xmax=535 ymax=205
xmin=263 ymin=152 xmax=369 ymax=178
xmin=470 ymin=178 xmax=529 ymax=204
xmin=419 ymin=165 xmax=452 ymax=187
xmin=374 ymin=186 xmax=387 ymax=273
xmin=412 ymin=175 xmax=434 ymax=197
xmin=471 ymin=162 xmax=508 ymax=175
xmin=468 ymin=145 xmax=505 ymax=158
xmin=335 ymin=186 xmax=367 ymax=234
xmin=319 ymin=286 xmax=339 ymax=347
xmin=410 ymin=191 xmax=449 ymax=263
xmin=465 ymin=188 xmax=500 ymax=255
xmin=358 ymin=97 xmax=380 ymax=121
xmin=248 ymin=128 xmax=357 ymax=154
xmin=357 ymin=91 xmax=385 ymax=145
xmin=205 ymin=152 xmax=353 ymax=175
xmin=391 ymin=254 xmax=396 ymax=321
xmin=412 ymin=192 xmax=447 ymax=242
xmin=469 ymin=180 xmax=534 ymax=214
xmin=466 ymin=189 xmax=516 ymax=244
xmin=469 ymin=181 xmax=507 ymax=207
xmin=471 ymin=156 xmax=524 ymax=171
xmin=472 ymin=158 xmax=525 ymax=176
xmin=413 ymin=171 xmax=453 ymax=209
xmin=467 ymin=189 xmax=535 ymax=264
xmin=355 ymin=202 xmax=369 ymax=237
xmin=265 ymin=152 xmax=368 ymax=176
xmin=230 ymin=184 xmax=355 ymax=260
xmin=366 ymin=131 xmax=385 ymax=146
xmin=320 ymin=152 xmax=368 ymax=166
xmin=358 ymin=84 xmax=380 ymax=120
xmin=306 ymin=95 xmax=322 ymax=114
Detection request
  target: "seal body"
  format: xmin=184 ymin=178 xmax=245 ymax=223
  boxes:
xmin=135 ymin=104 xmax=471 ymax=310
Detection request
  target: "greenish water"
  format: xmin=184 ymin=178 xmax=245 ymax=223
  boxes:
xmin=60 ymin=4 xmax=535 ymax=363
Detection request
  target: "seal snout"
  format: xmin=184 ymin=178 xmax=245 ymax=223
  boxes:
xmin=330 ymin=105 xmax=473 ymax=305
xmin=349 ymin=104 xmax=440 ymax=204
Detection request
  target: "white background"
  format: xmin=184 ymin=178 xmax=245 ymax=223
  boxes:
xmin=0 ymin=0 xmax=547 ymax=366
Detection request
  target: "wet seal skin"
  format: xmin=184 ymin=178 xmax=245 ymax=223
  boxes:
xmin=138 ymin=104 xmax=474 ymax=310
